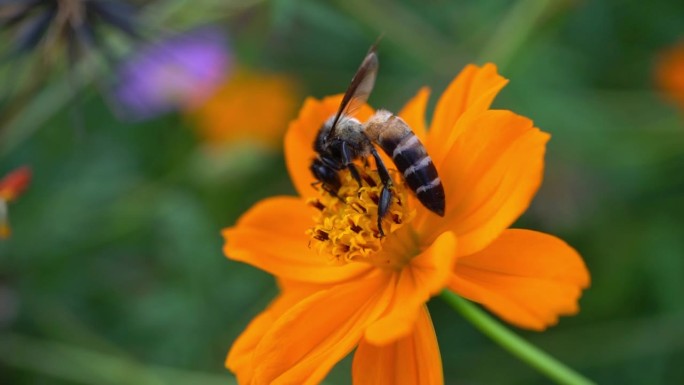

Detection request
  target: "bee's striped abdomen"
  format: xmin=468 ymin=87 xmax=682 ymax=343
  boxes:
xmin=377 ymin=129 xmax=446 ymax=217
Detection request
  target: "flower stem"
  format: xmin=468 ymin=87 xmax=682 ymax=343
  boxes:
xmin=440 ymin=291 xmax=596 ymax=385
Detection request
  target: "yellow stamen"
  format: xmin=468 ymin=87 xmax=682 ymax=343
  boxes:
xmin=307 ymin=165 xmax=416 ymax=268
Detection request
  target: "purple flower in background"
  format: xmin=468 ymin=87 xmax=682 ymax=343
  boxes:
xmin=112 ymin=27 xmax=231 ymax=121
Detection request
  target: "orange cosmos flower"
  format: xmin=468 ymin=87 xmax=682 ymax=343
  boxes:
xmin=187 ymin=70 xmax=299 ymax=149
xmin=655 ymin=41 xmax=684 ymax=110
xmin=0 ymin=166 xmax=31 ymax=239
xmin=222 ymin=63 xmax=590 ymax=384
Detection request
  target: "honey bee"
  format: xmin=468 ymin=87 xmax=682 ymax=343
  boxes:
xmin=310 ymin=44 xmax=445 ymax=236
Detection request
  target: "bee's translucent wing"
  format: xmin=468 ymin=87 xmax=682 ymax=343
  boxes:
xmin=328 ymin=44 xmax=379 ymax=139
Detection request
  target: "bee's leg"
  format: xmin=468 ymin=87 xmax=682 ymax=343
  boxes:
xmin=370 ymin=147 xmax=393 ymax=237
xmin=320 ymin=183 xmax=341 ymax=199
xmin=311 ymin=181 xmax=336 ymax=197
xmin=341 ymin=142 xmax=362 ymax=187
xmin=348 ymin=164 xmax=362 ymax=188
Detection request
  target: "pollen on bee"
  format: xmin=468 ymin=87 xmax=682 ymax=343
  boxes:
xmin=306 ymin=165 xmax=415 ymax=265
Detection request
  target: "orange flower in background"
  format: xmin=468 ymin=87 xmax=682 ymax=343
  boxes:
xmin=187 ymin=70 xmax=299 ymax=149
xmin=223 ymin=64 xmax=590 ymax=384
xmin=655 ymin=41 xmax=684 ymax=109
xmin=0 ymin=166 xmax=31 ymax=239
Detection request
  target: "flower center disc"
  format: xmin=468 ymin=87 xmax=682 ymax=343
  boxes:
xmin=307 ymin=165 xmax=416 ymax=268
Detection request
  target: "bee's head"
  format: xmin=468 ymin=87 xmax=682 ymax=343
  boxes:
xmin=310 ymin=157 xmax=341 ymax=193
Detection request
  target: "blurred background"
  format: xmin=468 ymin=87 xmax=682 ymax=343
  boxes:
xmin=1 ymin=0 xmax=684 ymax=384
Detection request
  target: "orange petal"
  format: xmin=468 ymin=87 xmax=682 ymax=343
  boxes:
xmin=365 ymin=231 xmax=457 ymax=345
xmin=449 ymin=229 xmax=590 ymax=330
xmin=251 ymin=270 xmax=394 ymax=385
xmin=226 ymin=307 xmax=273 ymax=384
xmin=284 ymin=95 xmax=374 ymax=198
xmin=226 ymin=283 xmax=313 ymax=384
xmin=223 ymin=196 xmax=371 ymax=283
xmin=353 ymin=307 xmax=443 ymax=385
xmin=416 ymin=110 xmax=549 ymax=257
xmin=398 ymin=86 xmax=430 ymax=142
xmin=427 ymin=63 xmax=508 ymax=164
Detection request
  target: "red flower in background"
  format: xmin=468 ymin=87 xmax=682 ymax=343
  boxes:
xmin=0 ymin=167 xmax=32 ymax=239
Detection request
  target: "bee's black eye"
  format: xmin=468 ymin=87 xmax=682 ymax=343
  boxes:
xmin=310 ymin=159 xmax=341 ymax=192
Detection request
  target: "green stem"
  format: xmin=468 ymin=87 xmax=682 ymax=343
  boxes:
xmin=440 ymin=291 xmax=596 ymax=385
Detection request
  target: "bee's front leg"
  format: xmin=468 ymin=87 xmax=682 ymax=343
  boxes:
xmin=341 ymin=141 xmax=362 ymax=187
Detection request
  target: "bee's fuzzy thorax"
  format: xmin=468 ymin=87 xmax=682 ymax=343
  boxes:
xmin=362 ymin=109 xmax=393 ymax=141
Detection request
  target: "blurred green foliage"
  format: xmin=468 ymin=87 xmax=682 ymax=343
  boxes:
xmin=2 ymin=0 xmax=684 ymax=384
